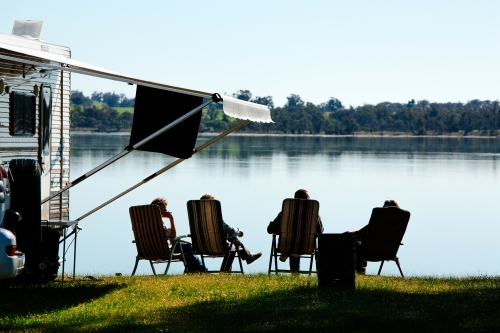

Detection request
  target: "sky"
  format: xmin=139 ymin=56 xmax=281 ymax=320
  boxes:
xmin=1 ymin=1 xmax=499 ymax=108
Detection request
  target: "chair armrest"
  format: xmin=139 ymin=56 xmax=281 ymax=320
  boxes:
xmin=171 ymin=235 xmax=190 ymax=241
xmin=400 ymin=243 xmax=404 ymax=246
xmin=132 ymin=240 xmax=136 ymax=243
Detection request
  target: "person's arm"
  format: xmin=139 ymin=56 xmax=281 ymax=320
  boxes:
xmin=354 ymin=224 xmax=368 ymax=239
xmin=223 ymin=220 xmax=241 ymax=236
xmin=267 ymin=213 xmax=281 ymax=234
xmin=317 ymin=215 xmax=324 ymax=234
xmin=164 ymin=211 xmax=177 ymax=238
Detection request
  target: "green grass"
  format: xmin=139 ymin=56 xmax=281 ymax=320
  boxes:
xmin=2 ymin=274 xmax=500 ymax=332
xmin=113 ymin=107 xmax=134 ymax=114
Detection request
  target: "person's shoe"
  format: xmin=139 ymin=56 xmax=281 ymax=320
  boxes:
xmin=246 ymin=252 xmax=262 ymax=265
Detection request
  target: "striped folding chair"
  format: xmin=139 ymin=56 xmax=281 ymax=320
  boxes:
xmin=186 ymin=200 xmax=244 ymax=274
xmin=359 ymin=207 xmax=411 ymax=278
xmin=268 ymin=198 xmax=320 ymax=275
xmin=129 ymin=205 xmax=188 ymax=276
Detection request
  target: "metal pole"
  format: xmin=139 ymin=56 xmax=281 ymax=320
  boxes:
xmin=62 ymin=227 xmax=66 ymax=285
xmin=42 ymin=97 xmax=218 ymax=204
xmin=73 ymin=225 xmax=78 ymax=279
xmin=75 ymin=120 xmax=250 ymax=222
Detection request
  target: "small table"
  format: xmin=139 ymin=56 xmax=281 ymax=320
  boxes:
xmin=42 ymin=220 xmax=79 ymax=284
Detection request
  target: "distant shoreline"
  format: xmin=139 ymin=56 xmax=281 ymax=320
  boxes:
xmin=70 ymin=130 xmax=500 ymax=139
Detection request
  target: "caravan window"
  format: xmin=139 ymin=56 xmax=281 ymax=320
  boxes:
xmin=9 ymin=92 xmax=36 ymax=136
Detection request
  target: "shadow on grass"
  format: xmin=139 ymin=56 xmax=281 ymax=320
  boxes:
xmin=0 ymin=278 xmax=125 ymax=318
xmin=149 ymin=285 xmax=500 ymax=333
xmin=13 ymin=281 xmax=500 ymax=333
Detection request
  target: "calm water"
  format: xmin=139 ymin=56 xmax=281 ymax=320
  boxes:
xmin=67 ymin=134 xmax=500 ymax=277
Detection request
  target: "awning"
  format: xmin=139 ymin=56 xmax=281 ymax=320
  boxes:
xmin=0 ymin=43 xmax=273 ymax=123
xmin=222 ymin=95 xmax=273 ymax=123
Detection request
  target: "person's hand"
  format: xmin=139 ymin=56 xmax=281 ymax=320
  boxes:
xmin=165 ymin=211 xmax=174 ymax=220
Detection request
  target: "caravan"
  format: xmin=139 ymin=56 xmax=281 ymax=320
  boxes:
xmin=0 ymin=20 xmax=271 ymax=282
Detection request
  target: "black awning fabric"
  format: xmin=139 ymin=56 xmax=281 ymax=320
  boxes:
xmin=129 ymin=85 xmax=203 ymax=159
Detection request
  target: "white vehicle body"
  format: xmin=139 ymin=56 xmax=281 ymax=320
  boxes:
xmin=0 ymin=227 xmax=24 ymax=279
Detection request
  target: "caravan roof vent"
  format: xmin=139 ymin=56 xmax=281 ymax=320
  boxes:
xmin=12 ymin=20 xmax=43 ymax=39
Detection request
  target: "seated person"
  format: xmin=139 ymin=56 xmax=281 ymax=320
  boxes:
xmin=200 ymin=194 xmax=262 ymax=270
xmin=344 ymin=199 xmax=401 ymax=273
xmin=151 ymin=197 xmax=206 ymax=272
xmin=267 ymin=189 xmax=324 ymax=273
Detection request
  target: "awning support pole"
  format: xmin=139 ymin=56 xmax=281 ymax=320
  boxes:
xmin=75 ymin=119 xmax=250 ymax=222
xmin=42 ymin=95 xmax=220 ymax=204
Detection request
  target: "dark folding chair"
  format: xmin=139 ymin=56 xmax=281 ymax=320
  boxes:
xmin=186 ymin=200 xmax=244 ymax=274
xmin=359 ymin=207 xmax=411 ymax=278
xmin=129 ymin=205 xmax=188 ymax=276
xmin=268 ymin=198 xmax=320 ymax=275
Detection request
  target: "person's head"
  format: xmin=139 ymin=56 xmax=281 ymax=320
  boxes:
xmin=152 ymin=197 xmax=168 ymax=208
xmin=152 ymin=197 xmax=168 ymax=216
xmin=200 ymin=194 xmax=215 ymax=200
xmin=383 ymin=199 xmax=400 ymax=208
xmin=294 ymin=189 xmax=310 ymax=200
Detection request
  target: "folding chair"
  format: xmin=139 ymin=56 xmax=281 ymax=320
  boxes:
xmin=268 ymin=198 xmax=320 ymax=275
xmin=186 ymin=200 xmax=244 ymax=274
xmin=129 ymin=205 xmax=188 ymax=276
xmin=358 ymin=207 xmax=411 ymax=278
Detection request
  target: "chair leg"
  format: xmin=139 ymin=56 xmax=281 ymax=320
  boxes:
xmin=268 ymin=236 xmax=275 ymax=275
xmin=377 ymin=261 xmax=384 ymax=275
xmin=273 ymin=237 xmax=279 ymax=275
xmin=164 ymin=254 xmax=173 ymax=275
xmin=131 ymin=257 xmax=140 ymax=276
xmin=308 ymin=253 xmax=314 ymax=275
xmin=394 ymin=257 xmax=405 ymax=278
xmin=237 ymin=252 xmax=244 ymax=274
xmin=150 ymin=260 xmax=157 ymax=276
xmin=200 ymin=255 xmax=207 ymax=271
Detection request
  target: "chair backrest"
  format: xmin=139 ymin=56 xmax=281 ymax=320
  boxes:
xmin=277 ymin=198 xmax=319 ymax=255
xmin=129 ymin=205 xmax=171 ymax=259
xmin=186 ymin=200 xmax=228 ymax=256
xmin=360 ymin=207 xmax=411 ymax=261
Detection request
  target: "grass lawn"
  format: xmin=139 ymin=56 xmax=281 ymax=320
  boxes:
xmin=113 ymin=107 xmax=134 ymax=114
xmin=1 ymin=274 xmax=500 ymax=332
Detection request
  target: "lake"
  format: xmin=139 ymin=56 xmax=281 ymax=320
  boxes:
xmin=67 ymin=134 xmax=500 ymax=277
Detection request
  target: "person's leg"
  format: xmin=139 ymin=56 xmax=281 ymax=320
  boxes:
xmin=233 ymin=238 xmax=262 ymax=264
xmin=235 ymin=239 xmax=250 ymax=261
xmin=289 ymin=256 xmax=300 ymax=273
xmin=178 ymin=243 xmax=205 ymax=272
xmin=221 ymin=242 xmax=235 ymax=272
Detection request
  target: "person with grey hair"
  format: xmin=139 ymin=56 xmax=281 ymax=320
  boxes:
xmin=151 ymin=197 xmax=206 ymax=272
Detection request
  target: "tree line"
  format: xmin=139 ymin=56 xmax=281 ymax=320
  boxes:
xmin=70 ymin=90 xmax=499 ymax=136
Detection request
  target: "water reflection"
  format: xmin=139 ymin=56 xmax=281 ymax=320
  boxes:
xmin=72 ymin=133 xmax=500 ymax=159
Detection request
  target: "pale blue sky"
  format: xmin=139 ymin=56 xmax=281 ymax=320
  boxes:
xmin=2 ymin=1 xmax=499 ymax=107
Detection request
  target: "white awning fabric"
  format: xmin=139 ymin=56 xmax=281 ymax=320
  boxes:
xmin=0 ymin=43 xmax=273 ymax=123
xmin=222 ymin=95 xmax=273 ymax=123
